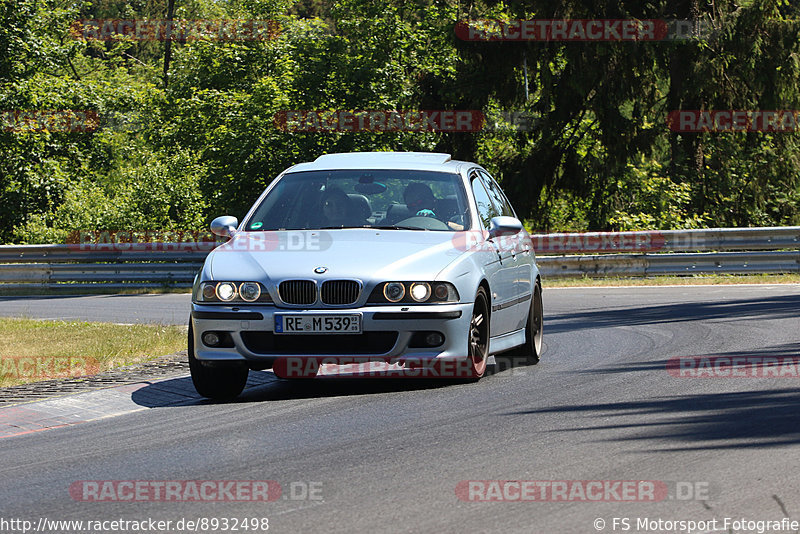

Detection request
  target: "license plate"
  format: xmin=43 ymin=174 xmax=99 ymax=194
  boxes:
xmin=274 ymin=314 xmax=362 ymax=334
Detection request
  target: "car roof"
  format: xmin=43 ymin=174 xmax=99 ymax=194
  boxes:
xmin=286 ymin=152 xmax=470 ymax=173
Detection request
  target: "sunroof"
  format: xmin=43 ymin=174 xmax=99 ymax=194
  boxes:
xmin=313 ymin=152 xmax=452 ymax=165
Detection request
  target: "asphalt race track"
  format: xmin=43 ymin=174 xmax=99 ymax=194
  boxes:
xmin=0 ymin=293 xmax=191 ymax=324
xmin=1 ymin=285 xmax=799 ymax=533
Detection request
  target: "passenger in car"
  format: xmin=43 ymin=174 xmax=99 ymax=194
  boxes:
xmin=320 ymin=187 xmax=367 ymax=227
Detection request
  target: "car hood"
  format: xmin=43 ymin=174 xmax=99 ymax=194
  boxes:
xmin=207 ymin=229 xmax=464 ymax=282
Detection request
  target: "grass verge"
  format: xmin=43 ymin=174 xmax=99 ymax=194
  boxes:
xmin=0 ymin=318 xmax=186 ymax=387
xmin=0 ymin=287 xmax=190 ymax=297
xmin=545 ymin=273 xmax=800 ymax=287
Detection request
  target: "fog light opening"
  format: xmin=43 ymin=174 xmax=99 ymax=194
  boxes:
xmin=426 ymin=332 xmax=444 ymax=347
xmin=409 ymin=331 xmax=445 ymax=348
xmin=202 ymin=331 xmax=221 ymax=347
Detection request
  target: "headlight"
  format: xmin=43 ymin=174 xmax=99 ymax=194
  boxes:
xmin=194 ymin=281 xmax=273 ymax=304
xmin=368 ymin=282 xmax=459 ymax=304
xmin=383 ymin=282 xmax=405 ymax=302
xmin=202 ymin=284 xmax=216 ymax=300
xmin=433 ymin=284 xmax=449 ymax=300
xmin=216 ymin=282 xmax=237 ymax=301
xmin=239 ymin=282 xmax=261 ymax=302
xmin=409 ymin=282 xmax=431 ymax=302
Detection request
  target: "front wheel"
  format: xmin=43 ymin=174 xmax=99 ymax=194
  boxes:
xmin=188 ymin=322 xmax=249 ymax=400
xmin=466 ymin=287 xmax=490 ymax=378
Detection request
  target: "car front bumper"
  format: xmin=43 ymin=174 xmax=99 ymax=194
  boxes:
xmin=190 ymin=302 xmax=473 ymax=366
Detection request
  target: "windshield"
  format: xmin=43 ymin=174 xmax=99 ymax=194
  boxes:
xmin=244 ymin=169 xmax=471 ymax=231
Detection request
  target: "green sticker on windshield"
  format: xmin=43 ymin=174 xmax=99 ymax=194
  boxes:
xmin=251 ymin=222 xmax=263 ymax=229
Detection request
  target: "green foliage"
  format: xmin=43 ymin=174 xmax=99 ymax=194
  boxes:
xmin=13 ymin=146 xmax=209 ymax=243
xmin=610 ymin=159 xmax=709 ymax=230
xmin=2 ymin=0 xmax=800 ymax=244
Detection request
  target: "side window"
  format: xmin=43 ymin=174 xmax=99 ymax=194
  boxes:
xmin=470 ymin=172 xmax=500 ymax=230
xmin=478 ymin=170 xmax=515 ymax=218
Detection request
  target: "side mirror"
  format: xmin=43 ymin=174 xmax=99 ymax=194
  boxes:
xmin=488 ymin=216 xmax=523 ymax=239
xmin=210 ymin=215 xmax=239 ymax=238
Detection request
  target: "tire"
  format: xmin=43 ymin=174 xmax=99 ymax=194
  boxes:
xmin=188 ymin=322 xmax=249 ymax=400
xmin=517 ymin=280 xmax=543 ymax=365
xmin=466 ymin=286 xmax=490 ymax=379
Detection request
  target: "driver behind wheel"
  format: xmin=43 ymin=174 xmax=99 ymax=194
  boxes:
xmin=403 ymin=182 xmax=464 ymax=230
xmin=404 ymin=182 xmax=437 ymax=217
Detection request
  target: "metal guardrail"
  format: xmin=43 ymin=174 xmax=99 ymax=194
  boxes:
xmin=530 ymin=226 xmax=800 ymax=277
xmin=536 ymin=251 xmax=800 ymax=278
xmin=529 ymin=226 xmax=800 ymax=254
xmin=0 ymin=244 xmax=206 ymax=289
xmin=0 ymin=227 xmax=797 ymax=288
xmin=0 ymin=244 xmax=212 ymax=263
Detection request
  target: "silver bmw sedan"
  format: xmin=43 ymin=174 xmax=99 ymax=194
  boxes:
xmin=189 ymin=152 xmax=543 ymax=399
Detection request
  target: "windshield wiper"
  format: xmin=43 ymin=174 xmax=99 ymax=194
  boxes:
xmin=369 ymin=225 xmax=428 ymax=231
xmin=315 ymin=225 xmax=373 ymax=230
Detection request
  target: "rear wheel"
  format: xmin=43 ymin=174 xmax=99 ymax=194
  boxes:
xmin=517 ymin=281 xmax=543 ymax=365
xmin=466 ymin=287 xmax=490 ymax=378
xmin=188 ymin=322 xmax=249 ymax=400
